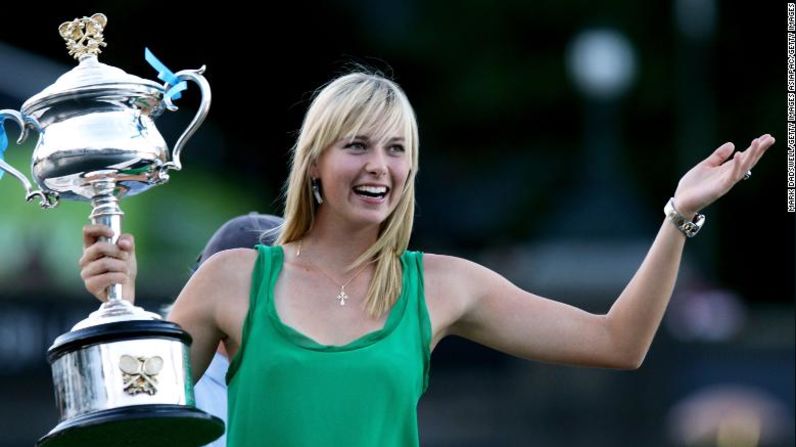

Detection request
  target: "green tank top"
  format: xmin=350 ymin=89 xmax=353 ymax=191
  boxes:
xmin=226 ymin=245 xmax=432 ymax=446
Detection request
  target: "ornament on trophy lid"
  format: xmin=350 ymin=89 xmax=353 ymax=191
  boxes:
xmin=59 ymin=13 xmax=108 ymax=59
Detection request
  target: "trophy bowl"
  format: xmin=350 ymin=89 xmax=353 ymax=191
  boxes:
xmin=0 ymin=13 xmax=223 ymax=446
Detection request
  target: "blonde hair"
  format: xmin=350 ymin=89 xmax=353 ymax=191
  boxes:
xmin=275 ymin=72 xmax=420 ymax=318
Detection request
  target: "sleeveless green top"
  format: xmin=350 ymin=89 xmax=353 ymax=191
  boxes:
xmin=226 ymin=245 xmax=432 ymax=446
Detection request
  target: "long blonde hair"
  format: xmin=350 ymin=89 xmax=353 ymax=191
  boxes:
xmin=275 ymin=72 xmax=420 ymax=318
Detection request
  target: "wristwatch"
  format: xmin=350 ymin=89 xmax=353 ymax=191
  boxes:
xmin=664 ymin=197 xmax=705 ymax=238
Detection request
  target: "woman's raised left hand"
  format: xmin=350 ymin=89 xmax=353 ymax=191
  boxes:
xmin=672 ymin=134 xmax=775 ymax=217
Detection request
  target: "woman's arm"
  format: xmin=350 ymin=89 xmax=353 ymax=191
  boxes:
xmin=435 ymin=253 xmax=638 ymax=369
xmin=167 ymin=249 xmax=255 ymax=383
xmin=440 ymin=134 xmax=774 ymax=369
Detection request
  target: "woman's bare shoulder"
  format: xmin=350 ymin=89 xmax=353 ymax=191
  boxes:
xmin=421 ymin=252 xmax=482 ymax=281
xmin=201 ymin=247 xmax=259 ymax=271
xmin=187 ymin=248 xmax=259 ymax=295
xmin=172 ymin=247 xmax=259 ymax=336
xmin=418 ymin=252 xmax=483 ymax=335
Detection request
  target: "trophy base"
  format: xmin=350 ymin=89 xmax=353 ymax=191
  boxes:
xmin=36 ymin=404 xmax=224 ymax=447
xmin=43 ymin=321 xmax=218 ymax=446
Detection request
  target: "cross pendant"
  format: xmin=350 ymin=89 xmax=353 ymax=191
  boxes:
xmin=337 ymin=289 xmax=348 ymax=306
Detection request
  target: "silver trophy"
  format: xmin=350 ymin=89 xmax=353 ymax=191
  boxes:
xmin=0 ymin=13 xmax=223 ymax=446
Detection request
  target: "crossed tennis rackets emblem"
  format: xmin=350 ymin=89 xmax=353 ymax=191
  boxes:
xmin=119 ymin=354 xmax=164 ymax=396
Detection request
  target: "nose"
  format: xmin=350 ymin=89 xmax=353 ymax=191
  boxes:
xmin=365 ymin=147 xmax=388 ymax=177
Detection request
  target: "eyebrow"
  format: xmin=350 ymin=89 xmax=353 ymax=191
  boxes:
xmin=349 ymin=135 xmax=405 ymax=142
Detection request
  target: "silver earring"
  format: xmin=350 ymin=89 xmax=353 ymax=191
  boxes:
xmin=311 ymin=177 xmax=323 ymax=204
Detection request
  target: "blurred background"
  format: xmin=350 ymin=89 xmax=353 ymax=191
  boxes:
xmin=0 ymin=1 xmax=793 ymax=446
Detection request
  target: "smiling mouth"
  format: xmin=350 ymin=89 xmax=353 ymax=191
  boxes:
xmin=352 ymin=185 xmax=390 ymax=199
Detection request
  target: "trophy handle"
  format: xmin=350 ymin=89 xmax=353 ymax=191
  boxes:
xmin=160 ymin=66 xmax=211 ymax=173
xmin=0 ymin=110 xmax=59 ymax=208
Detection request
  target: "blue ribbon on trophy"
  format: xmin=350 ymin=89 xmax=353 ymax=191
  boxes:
xmin=145 ymin=48 xmax=188 ymax=102
xmin=0 ymin=119 xmax=8 ymax=179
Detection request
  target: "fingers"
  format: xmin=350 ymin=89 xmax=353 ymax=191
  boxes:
xmin=707 ymin=142 xmax=735 ymax=166
xmin=80 ymin=225 xmax=137 ymax=302
xmin=731 ymin=142 xmax=752 ymax=180
xmin=79 ymin=239 xmax=129 ymax=268
xmin=84 ymin=273 xmax=129 ymax=301
xmin=79 ymin=236 xmax=135 ymax=301
xmin=80 ymin=256 xmax=130 ymax=279
xmin=749 ymin=134 xmax=775 ymax=166
xmin=117 ymin=234 xmax=135 ymax=252
xmin=81 ymin=259 xmax=132 ymax=298
xmin=83 ymin=224 xmax=114 ymax=249
xmin=732 ymin=134 xmax=775 ymax=181
xmin=79 ymin=245 xmax=133 ymax=300
xmin=82 ymin=224 xmax=135 ymax=255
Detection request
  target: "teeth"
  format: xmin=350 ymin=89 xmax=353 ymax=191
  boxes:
xmin=354 ymin=185 xmax=388 ymax=194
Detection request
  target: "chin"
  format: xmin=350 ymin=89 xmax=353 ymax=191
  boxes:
xmin=344 ymin=197 xmax=396 ymax=225
xmin=349 ymin=212 xmax=390 ymax=228
xmin=357 ymin=206 xmax=401 ymax=229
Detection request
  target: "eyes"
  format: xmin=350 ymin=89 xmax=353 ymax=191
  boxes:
xmin=344 ymin=141 xmax=405 ymax=154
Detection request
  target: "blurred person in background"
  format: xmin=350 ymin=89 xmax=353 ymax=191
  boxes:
xmin=79 ymin=70 xmax=775 ymax=446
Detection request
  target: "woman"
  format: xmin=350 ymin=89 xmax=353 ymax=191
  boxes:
xmin=80 ymin=72 xmax=774 ymax=446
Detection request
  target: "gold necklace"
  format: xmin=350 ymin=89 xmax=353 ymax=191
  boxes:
xmin=296 ymin=240 xmax=371 ymax=306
